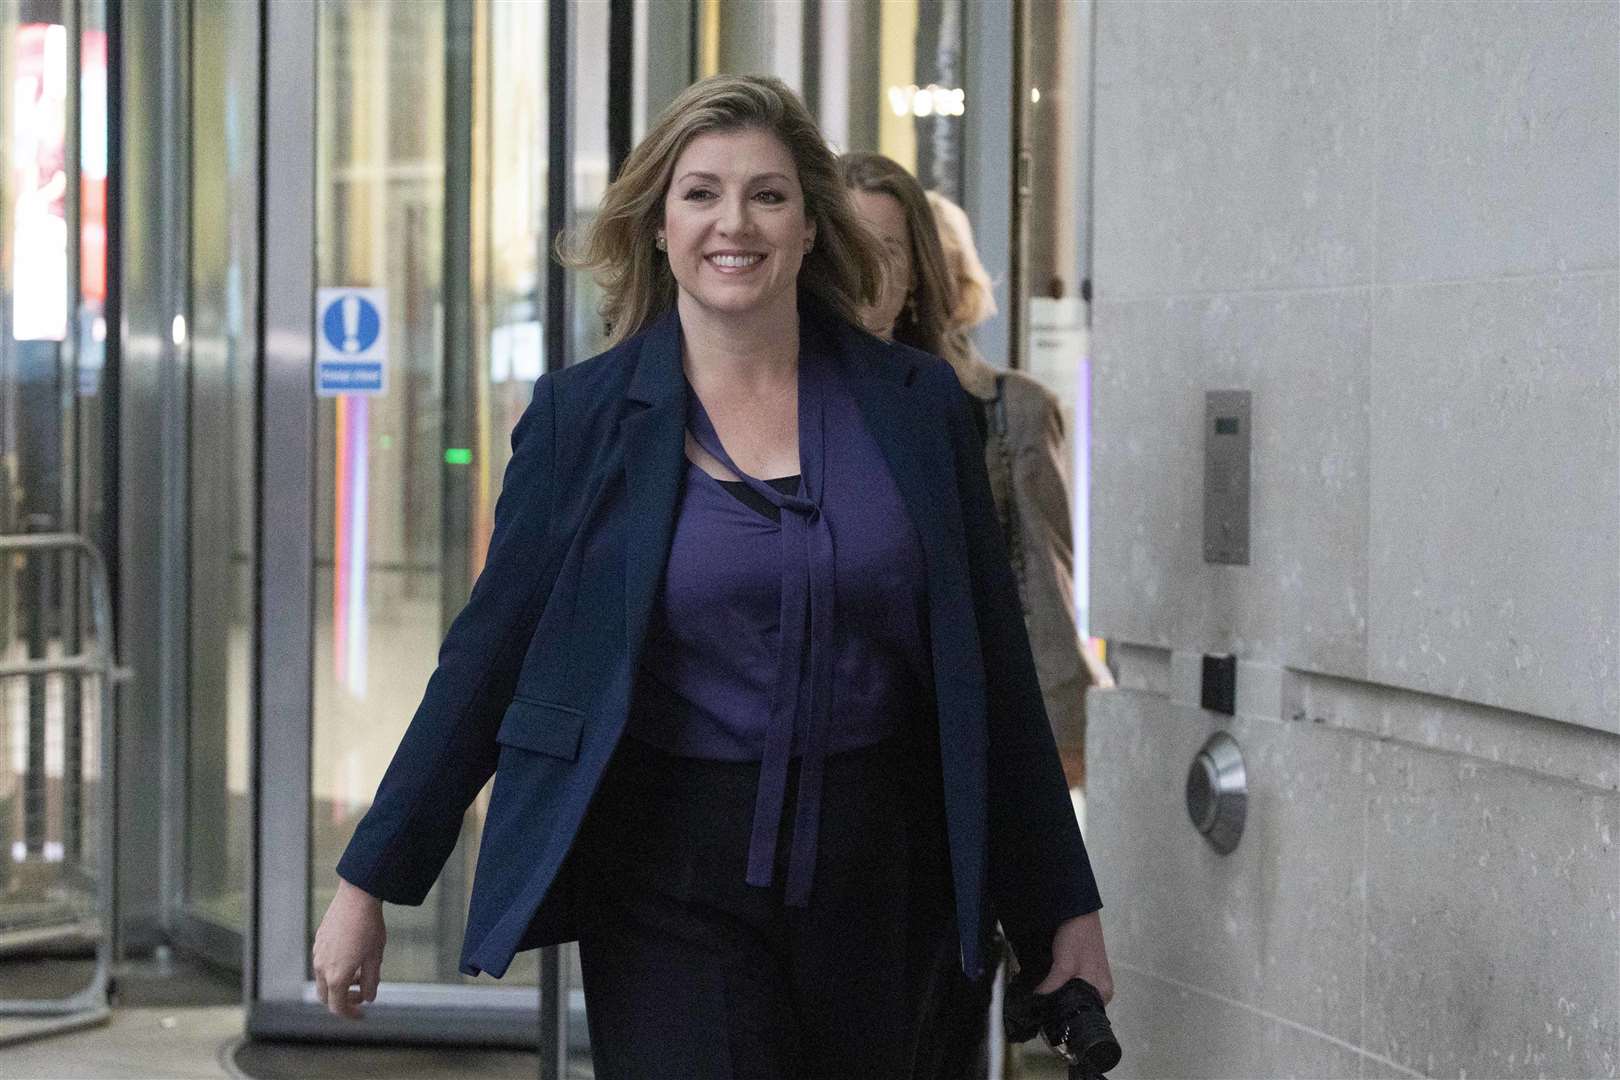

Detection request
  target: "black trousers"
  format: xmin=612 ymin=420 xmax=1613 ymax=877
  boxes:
xmin=927 ymin=936 xmax=1000 ymax=1080
xmin=572 ymin=734 xmax=962 ymax=1080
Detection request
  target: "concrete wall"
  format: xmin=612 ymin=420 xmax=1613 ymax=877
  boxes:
xmin=1085 ymin=2 xmax=1620 ymax=1076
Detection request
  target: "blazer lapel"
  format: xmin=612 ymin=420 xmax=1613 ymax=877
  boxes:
xmin=621 ymin=311 xmax=688 ymax=667
xmin=831 ymin=327 xmax=992 ymax=958
xmin=830 ymin=328 xmax=956 ymax=583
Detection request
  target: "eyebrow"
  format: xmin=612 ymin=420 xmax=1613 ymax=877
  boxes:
xmin=675 ymin=171 xmax=794 ymax=186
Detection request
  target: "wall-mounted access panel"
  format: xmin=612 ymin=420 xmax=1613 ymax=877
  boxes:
xmin=1203 ymin=390 xmax=1251 ymax=566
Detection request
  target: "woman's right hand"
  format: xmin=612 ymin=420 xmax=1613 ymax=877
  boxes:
xmin=312 ymin=877 xmax=387 ymax=1018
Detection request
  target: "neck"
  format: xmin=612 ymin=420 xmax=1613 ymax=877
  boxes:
xmin=677 ymin=291 xmax=801 ymax=396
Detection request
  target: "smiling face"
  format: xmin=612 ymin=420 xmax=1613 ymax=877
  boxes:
xmin=659 ymin=127 xmax=817 ymax=326
xmin=848 ymin=188 xmax=912 ymax=340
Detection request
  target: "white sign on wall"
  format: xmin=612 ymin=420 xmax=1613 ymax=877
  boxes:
xmin=1026 ymin=296 xmax=1088 ymax=409
xmin=315 ymin=287 xmax=387 ymax=396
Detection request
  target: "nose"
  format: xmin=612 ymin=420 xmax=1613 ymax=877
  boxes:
xmin=717 ymin=192 xmax=753 ymax=237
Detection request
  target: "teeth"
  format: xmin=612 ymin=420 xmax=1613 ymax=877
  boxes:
xmin=710 ymin=253 xmax=763 ymax=268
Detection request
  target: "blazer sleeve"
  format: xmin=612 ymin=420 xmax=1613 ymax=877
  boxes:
xmin=941 ymin=371 xmax=1102 ymax=976
xmin=1007 ymin=384 xmax=1089 ymax=751
xmin=337 ymin=375 xmax=560 ymax=904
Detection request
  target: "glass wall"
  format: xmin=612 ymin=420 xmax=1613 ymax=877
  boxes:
xmin=311 ymin=0 xmax=455 ymax=985
xmin=309 ymin=0 xmax=549 ymax=988
xmin=465 ymin=0 xmax=551 ymax=988
xmin=478 ymin=0 xmax=547 ymax=549
xmin=568 ymin=0 xmax=609 ymax=362
xmin=689 ymin=0 xmax=968 ymax=212
xmin=1016 ymin=0 xmax=1094 ymax=638
xmin=184 ymin=0 xmax=258 ymax=934
xmin=821 ymin=0 xmax=1096 ymax=642
xmin=2 ymin=0 xmax=74 ymax=900
xmin=0 ymin=0 xmax=111 ymax=1001
xmin=72 ymin=0 xmax=109 ymax=935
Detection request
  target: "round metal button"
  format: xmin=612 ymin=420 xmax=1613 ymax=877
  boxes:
xmin=1186 ymin=731 xmax=1247 ymax=854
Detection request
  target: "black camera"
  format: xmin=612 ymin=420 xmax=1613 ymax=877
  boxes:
xmin=1003 ymin=975 xmax=1121 ymax=1080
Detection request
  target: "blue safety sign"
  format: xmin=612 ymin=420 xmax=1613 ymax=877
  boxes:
xmin=315 ymin=287 xmax=388 ymax=396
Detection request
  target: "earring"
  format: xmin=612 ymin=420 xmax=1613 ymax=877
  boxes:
xmin=905 ymin=293 xmax=917 ymax=320
xmin=655 ymin=234 xmax=667 ymax=251
xmin=804 ymin=239 xmax=814 ymax=254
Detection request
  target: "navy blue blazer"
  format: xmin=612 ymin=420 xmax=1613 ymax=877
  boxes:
xmin=337 ymin=303 xmax=1101 ymax=980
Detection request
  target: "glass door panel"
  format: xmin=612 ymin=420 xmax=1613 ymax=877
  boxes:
xmin=464 ymin=0 xmax=551 ymax=987
xmin=475 ymin=0 xmax=546 ymax=591
xmin=255 ymin=0 xmax=599 ymax=1060
xmin=310 ymin=0 xmax=460 ymax=986
xmin=183 ymin=0 xmax=258 ymax=939
xmin=0 ymin=0 xmax=111 ymax=1012
xmin=567 ymin=0 xmax=609 ymax=362
xmin=309 ymin=0 xmax=552 ymax=993
xmin=1015 ymin=0 xmax=1094 ymax=639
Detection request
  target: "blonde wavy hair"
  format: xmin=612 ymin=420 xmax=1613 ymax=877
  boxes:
xmin=562 ymin=75 xmax=885 ymax=346
xmin=926 ymin=190 xmax=998 ymax=331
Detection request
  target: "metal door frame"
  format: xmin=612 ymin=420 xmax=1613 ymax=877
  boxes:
xmin=162 ymin=0 xmax=269 ymax=978
xmin=99 ymin=0 xmax=260 ymax=981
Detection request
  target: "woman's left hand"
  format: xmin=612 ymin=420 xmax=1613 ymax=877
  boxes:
xmin=1035 ymin=910 xmax=1114 ymax=1003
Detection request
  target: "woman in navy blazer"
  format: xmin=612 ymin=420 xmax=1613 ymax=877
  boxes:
xmin=313 ymin=75 xmax=1111 ymax=1078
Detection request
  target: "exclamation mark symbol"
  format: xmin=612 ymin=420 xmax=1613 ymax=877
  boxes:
xmin=342 ymin=295 xmax=361 ymax=353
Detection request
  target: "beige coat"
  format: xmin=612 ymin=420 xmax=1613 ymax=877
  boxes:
xmin=949 ymin=349 xmax=1108 ymax=753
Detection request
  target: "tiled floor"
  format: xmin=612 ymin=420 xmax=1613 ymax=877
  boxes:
xmin=6 ymin=1014 xmax=1071 ymax=1080
xmin=1 ymin=1005 xmax=243 ymax=1079
xmin=2 ymin=1004 xmax=545 ymax=1079
xmin=0 ymin=956 xmax=542 ymax=1080
xmin=0 ymin=954 xmax=1074 ymax=1079
xmin=232 ymin=1037 xmax=540 ymax=1079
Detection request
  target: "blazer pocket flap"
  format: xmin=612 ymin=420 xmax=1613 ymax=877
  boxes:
xmin=495 ymin=698 xmax=585 ymax=761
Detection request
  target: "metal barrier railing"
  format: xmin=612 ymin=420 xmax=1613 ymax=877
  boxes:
xmin=0 ymin=533 xmax=126 ymax=1035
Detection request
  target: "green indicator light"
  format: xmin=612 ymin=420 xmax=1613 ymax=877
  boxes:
xmin=444 ymin=448 xmax=473 ymax=466
xmin=379 ymin=434 xmax=394 ymax=449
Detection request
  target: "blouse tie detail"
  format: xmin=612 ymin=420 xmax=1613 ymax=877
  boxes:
xmin=687 ymin=362 xmax=834 ymax=908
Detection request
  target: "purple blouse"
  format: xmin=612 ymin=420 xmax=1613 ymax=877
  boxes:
xmin=628 ymin=336 xmax=930 ymax=905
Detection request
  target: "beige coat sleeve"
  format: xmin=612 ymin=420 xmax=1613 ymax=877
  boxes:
xmin=1002 ymin=374 xmax=1090 ymax=751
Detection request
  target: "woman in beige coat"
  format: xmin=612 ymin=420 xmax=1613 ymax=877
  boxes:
xmin=926 ymin=190 xmax=1114 ymax=788
xmin=842 ymin=154 xmax=1106 ymax=789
